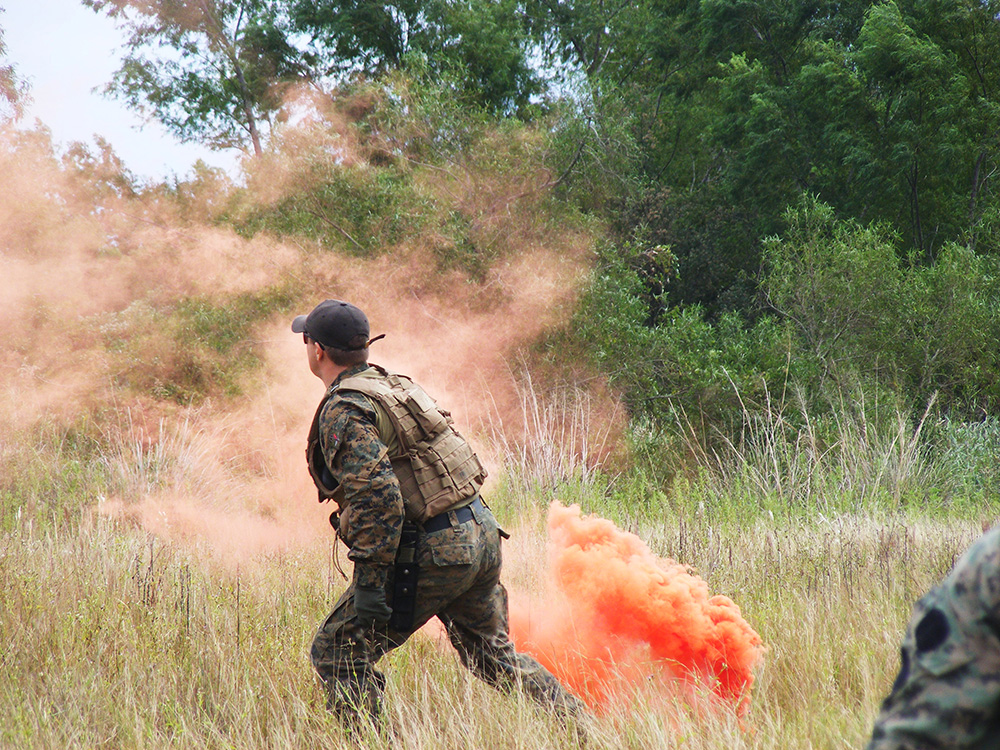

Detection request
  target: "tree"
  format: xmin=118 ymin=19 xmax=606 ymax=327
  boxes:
xmin=288 ymin=0 xmax=422 ymax=76
xmin=523 ymin=0 xmax=657 ymax=86
xmin=850 ymin=2 xmax=971 ymax=260
xmin=763 ymin=196 xmax=906 ymax=385
xmin=290 ymin=0 xmax=540 ymax=116
xmin=423 ymin=0 xmax=540 ymax=115
xmin=87 ymin=0 xmax=542 ymax=155
xmin=84 ymin=0 xmax=305 ymax=156
xmin=0 ymin=11 xmax=28 ymax=120
xmin=900 ymin=0 xmax=1000 ymax=252
xmin=763 ymin=195 xmax=1000 ymax=413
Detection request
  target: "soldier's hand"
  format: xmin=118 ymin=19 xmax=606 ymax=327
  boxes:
xmin=354 ymin=586 xmax=392 ymax=629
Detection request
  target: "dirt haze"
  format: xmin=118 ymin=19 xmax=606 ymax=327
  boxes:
xmin=1 ymin=120 xmax=622 ymax=566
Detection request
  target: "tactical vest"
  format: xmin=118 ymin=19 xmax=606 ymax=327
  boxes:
xmin=306 ymin=365 xmax=487 ymax=523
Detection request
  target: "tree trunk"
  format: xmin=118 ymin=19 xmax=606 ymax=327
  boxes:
xmin=232 ymin=60 xmax=262 ymax=157
xmin=200 ymin=0 xmax=262 ymax=157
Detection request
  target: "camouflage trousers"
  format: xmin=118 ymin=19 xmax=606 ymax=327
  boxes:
xmin=311 ymin=501 xmax=585 ymax=725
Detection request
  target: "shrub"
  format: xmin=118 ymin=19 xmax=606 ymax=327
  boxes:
xmin=233 ymin=165 xmax=421 ymax=256
xmin=573 ymin=236 xmax=800 ymax=443
xmin=763 ymin=196 xmax=1000 ymax=417
xmin=97 ymin=286 xmax=294 ymax=403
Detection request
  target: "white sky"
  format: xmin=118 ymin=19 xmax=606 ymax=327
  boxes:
xmin=1 ymin=0 xmax=241 ymax=182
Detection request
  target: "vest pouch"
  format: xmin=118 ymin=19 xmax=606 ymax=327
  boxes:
xmin=403 ymin=388 xmax=450 ymax=439
xmin=430 ymin=434 xmax=483 ymax=486
xmin=391 ymin=456 xmax=426 ymax=520
xmin=407 ymin=446 xmax=454 ymax=513
xmin=337 ymin=367 xmax=487 ymax=523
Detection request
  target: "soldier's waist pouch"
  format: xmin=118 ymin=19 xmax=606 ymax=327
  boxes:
xmin=421 ymin=495 xmax=484 ymax=533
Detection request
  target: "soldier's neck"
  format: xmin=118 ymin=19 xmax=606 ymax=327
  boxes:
xmin=318 ymin=360 xmax=349 ymax=389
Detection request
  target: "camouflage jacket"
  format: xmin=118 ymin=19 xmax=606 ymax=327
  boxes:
xmin=315 ymin=364 xmax=404 ymax=590
xmin=867 ymin=524 xmax=1000 ymax=749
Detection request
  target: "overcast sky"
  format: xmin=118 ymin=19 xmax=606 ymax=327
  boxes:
xmin=2 ymin=0 xmax=241 ymax=182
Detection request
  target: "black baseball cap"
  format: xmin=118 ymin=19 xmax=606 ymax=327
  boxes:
xmin=291 ymin=299 xmax=374 ymax=350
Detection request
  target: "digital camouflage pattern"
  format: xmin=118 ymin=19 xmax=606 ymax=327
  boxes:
xmin=309 ymin=364 xmax=585 ymax=723
xmin=315 ymin=366 xmax=403 ymax=589
xmin=867 ymin=524 xmax=1000 ymax=749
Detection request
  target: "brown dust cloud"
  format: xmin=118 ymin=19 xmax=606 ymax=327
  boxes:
xmin=1 ymin=112 xmax=762 ymax=717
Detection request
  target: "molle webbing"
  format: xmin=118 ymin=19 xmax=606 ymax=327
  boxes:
xmin=337 ymin=368 xmax=486 ymax=523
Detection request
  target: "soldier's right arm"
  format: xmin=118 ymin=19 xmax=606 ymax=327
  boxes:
xmin=319 ymin=392 xmax=405 ymax=590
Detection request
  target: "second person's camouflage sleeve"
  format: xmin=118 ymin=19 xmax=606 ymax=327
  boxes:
xmin=319 ymin=390 xmax=404 ymax=589
xmin=867 ymin=525 xmax=1000 ymax=749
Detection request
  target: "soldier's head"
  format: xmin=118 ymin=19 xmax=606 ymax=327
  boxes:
xmin=292 ymin=299 xmax=378 ymax=372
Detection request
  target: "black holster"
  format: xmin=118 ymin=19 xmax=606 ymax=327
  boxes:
xmin=389 ymin=522 xmax=420 ymax=632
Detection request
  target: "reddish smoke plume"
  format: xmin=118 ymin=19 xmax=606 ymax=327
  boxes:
xmin=510 ymin=504 xmax=764 ymax=716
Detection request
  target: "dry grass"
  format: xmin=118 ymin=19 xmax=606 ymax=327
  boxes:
xmin=3 ymin=359 xmax=995 ymax=749
xmin=0 ymin=481 xmax=987 ymax=749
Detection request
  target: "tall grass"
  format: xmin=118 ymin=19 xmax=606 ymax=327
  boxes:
xmin=2 ymin=382 xmax=998 ymax=748
xmin=0 ymin=495 xmax=985 ymax=749
xmin=621 ymin=388 xmax=1000 ymax=525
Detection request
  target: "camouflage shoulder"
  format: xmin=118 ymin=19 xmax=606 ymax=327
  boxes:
xmin=319 ymin=390 xmax=377 ymax=451
xmin=325 ymin=389 xmax=376 ymax=415
xmin=947 ymin=524 xmax=1000 ymax=611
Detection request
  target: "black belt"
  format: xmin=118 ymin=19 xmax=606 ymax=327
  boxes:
xmin=422 ymin=496 xmax=483 ymax=533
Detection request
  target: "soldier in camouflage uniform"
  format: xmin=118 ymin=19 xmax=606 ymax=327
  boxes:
xmin=292 ymin=299 xmax=585 ymax=728
xmin=867 ymin=523 xmax=1000 ymax=749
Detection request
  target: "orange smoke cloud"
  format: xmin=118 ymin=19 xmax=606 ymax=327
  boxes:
xmin=510 ymin=503 xmax=764 ymax=716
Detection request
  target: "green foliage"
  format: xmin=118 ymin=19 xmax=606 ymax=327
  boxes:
xmin=849 ymin=2 xmax=972 ymax=256
xmin=546 ymin=93 xmax=647 ymax=216
xmin=169 ymin=286 xmax=296 ymax=399
xmin=561 ymin=385 xmax=1000 ymax=526
xmin=621 ymin=185 xmax=763 ymax=318
xmin=97 ymin=286 xmax=295 ymax=403
xmin=348 ymin=70 xmax=585 ymax=271
xmin=361 ymin=60 xmax=502 ymax=163
xmin=764 ymin=196 xmax=1000 ymax=415
xmin=426 ymin=0 xmax=541 ymax=116
xmin=523 ymin=0 xmax=657 ymax=83
xmin=929 ymin=417 xmax=1000 ymax=498
xmin=574 ymin=193 xmax=998 ymax=459
xmin=289 ymin=0 xmax=423 ymax=73
xmin=84 ymin=0 xmax=303 ymax=155
xmin=567 ymin=0 xmax=1000 ymax=317
xmin=902 ymin=242 xmax=1000 ymax=410
xmin=234 ymin=164 xmax=421 ymax=254
xmin=574 ymin=236 xmax=798 ymax=434
xmin=288 ymin=0 xmax=541 ymax=117
xmin=762 ymin=197 xmax=907 ymax=387
xmin=0 ymin=417 xmax=110 ymax=532
xmin=0 ymin=17 xmax=27 ymax=121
